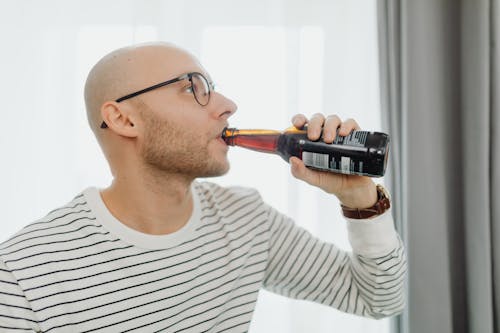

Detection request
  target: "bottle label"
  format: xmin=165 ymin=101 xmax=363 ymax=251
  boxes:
xmin=341 ymin=156 xmax=351 ymax=172
xmin=302 ymin=152 xmax=364 ymax=174
xmin=302 ymin=151 xmax=329 ymax=169
xmin=294 ymin=130 xmax=388 ymax=177
xmin=334 ymin=131 xmax=368 ymax=147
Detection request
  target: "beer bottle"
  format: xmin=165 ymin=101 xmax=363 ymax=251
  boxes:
xmin=222 ymin=126 xmax=390 ymax=177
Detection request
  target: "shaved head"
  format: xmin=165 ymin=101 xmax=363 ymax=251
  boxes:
xmin=84 ymin=42 xmax=201 ymax=136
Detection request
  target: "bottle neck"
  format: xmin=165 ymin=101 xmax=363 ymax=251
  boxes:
xmin=222 ymin=128 xmax=282 ymax=153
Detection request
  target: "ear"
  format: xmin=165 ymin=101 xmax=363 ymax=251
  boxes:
xmin=100 ymin=101 xmax=139 ymax=138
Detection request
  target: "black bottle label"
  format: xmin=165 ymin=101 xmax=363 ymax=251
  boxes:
xmin=302 ymin=151 xmax=361 ymax=173
xmin=333 ymin=131 xmax=368 ymax=147
xmin=297 ymin=131 xmax=389 ymax=177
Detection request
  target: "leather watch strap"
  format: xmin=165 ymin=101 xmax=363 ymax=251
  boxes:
xmin=341 ymin=184 xmax=391 ymax=219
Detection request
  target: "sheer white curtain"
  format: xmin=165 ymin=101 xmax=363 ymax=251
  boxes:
xmin=0 ymin=1 xmax=388 ymax=332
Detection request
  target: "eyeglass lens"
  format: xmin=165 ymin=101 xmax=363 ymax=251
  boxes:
xmin=191 ymin=73 xmax=210 ymax=106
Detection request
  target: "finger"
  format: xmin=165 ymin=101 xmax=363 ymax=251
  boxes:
xmin=291 ymin=114 xmax=308 ymax=129
xmin=307 ymin=113 xmax=325 ymax=141
xmin=338 ymin=118 xmax=361 ymax=136
xmin=290 ymin=157 xmax=343 ymax=194
xmin=322 ymin=114 xmax=342 ymax=143
xmin=289 ymin=157 xmax=321 ymax=187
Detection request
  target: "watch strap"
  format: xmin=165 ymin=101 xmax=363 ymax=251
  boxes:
xmin=341 ymin=184 xmax=391 ymax=219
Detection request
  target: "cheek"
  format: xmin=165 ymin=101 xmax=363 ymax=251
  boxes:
xmin=141 ymin=104 xmax=213 ymax=145
xmin=177 ymin=119 xmax=214 ymax=144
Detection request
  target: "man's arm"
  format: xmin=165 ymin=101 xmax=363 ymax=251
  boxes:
xmin=0 ymin=258 xmax=40 ymax=332
xmin=262 ymin=206 xmax=406 ymax=318
xmin=263 ymin=113 xmax=406 ymax=317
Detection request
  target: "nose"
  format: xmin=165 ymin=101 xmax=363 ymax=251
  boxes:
xmin=209 ymin=91 xmax=237 ymax=119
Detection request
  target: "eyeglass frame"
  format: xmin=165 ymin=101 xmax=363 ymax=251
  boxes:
xmin=100 ymin=71 xmax=214 ymax=128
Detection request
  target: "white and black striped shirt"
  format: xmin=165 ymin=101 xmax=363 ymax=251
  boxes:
xmin=0 ymin=181 xmax=406 ymax=332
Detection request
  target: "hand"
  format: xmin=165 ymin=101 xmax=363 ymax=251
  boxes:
xmin=289 ymin=113 xmax=378 ymax=209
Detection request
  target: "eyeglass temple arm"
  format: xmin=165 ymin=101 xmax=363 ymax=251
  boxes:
xmin=115 ymin=76 xmax=184 ymax=102
xmin=100 ymin=74 xmax=190 ymax=129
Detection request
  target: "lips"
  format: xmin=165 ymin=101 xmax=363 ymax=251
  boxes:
xmin=210 ymin=125 xmax=228 ymax=148
xmin=216 ymin=124 xmax=229 ymax=140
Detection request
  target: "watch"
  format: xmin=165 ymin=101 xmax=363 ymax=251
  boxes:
xmin=341 ymin=184 xmax=391 ymax=219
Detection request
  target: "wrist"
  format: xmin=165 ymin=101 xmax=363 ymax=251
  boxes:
xmin=338 ymin=181 xmax=378 ymax=209
xmin=341 ymin=184 xmax=391 ymax=219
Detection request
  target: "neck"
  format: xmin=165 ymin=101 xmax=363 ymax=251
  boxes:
xmin=101 ymin=167 xmax=195 ymax=235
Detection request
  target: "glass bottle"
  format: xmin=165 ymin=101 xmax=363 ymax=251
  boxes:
xmin=222 ymin=126 xmax=390 ymax=177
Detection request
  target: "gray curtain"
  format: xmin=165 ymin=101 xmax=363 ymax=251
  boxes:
xmin=377 ymin=1 xmax=499 ymax=333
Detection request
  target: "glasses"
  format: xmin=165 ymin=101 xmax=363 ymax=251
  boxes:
xmin=100 ymin=72 xmax=214 ymax=128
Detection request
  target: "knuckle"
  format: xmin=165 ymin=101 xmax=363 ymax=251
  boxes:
xmin=326 ymin=114 xmax=341 ymax=121
xmin=311 ymin=113 xmax=325 ymax=121
xmin=344 ymin=118 xmax=359 ymax=127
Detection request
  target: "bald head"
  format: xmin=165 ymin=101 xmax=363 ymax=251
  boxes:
xmin=84 ymin=42 xmax=202 ymax=135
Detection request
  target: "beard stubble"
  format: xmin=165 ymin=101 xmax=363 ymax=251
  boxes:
xmin=140 ymin=110 xmax=229 ymax=178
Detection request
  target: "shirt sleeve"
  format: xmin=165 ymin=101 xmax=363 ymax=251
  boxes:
xmin=0 ymin=257 xmax=40 ymax=332
xmin=262 ymin=205 xmax=406 ymax=319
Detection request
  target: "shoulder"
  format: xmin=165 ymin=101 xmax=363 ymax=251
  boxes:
xmin=194 ymin=181 xmax=269 ymax=222
xmin=0 ymin=191 xmax=101 ymax=268
xmin=194 ymin=181 xmax=264 ymax=210
xmin=195 ymin=181 xmax=260 ymax=201
xmin=194 ymin=182 xmax=273 ymax=248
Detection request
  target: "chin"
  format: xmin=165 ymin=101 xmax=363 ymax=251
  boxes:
xmin=201 ymin=160 xmax=230 ymax=178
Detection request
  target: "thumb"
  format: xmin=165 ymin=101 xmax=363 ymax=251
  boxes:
xmin=289 ymin=156 xmax=321 ymax=188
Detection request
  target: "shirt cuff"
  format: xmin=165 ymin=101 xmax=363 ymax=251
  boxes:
xmin=345 ymin=210 xmax=400 ymax=257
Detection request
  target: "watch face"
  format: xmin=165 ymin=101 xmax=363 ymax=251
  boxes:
xmin=377 ymin=185 xmax=390 ymax=200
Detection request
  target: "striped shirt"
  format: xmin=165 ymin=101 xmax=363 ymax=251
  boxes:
xmin=0 ymin=181 xmax=406 ymax=332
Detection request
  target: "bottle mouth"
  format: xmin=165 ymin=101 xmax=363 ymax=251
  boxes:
xmin=221 ymin=127 xmax=236 ymax=145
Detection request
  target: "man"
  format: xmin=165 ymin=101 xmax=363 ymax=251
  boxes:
xmin=0 ymin=42 xmax=406 ymax=332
